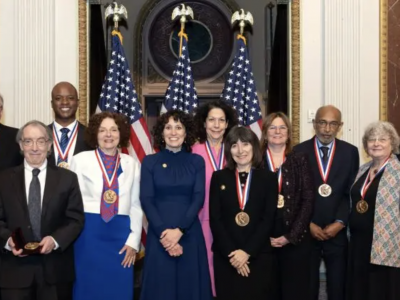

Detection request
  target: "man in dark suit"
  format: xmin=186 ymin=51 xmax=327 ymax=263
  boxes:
xmin=294 ymin=105 xmax=359 ymax=300
xmin=0 ymin=120 xmax=84 ymax=300
xmin=48 ymin=82 xmax=91 ymax=169
xmin=0 ymin=94 xmax=23 ymax=170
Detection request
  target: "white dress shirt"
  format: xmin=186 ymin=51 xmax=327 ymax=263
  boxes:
xmin=52 ymin=120 xmax=78 ymax=164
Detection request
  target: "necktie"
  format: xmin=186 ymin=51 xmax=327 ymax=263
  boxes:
xmin=28 ymin=168 xmax=41 ymax=241
xmin=320 ymin=146 xmax=329 ymax=169
xmin=57 ymin=128 xmax=70 ymax=165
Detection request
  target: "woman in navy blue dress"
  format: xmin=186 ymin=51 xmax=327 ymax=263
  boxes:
xmin=140 ymin=110 xmax=212 ymax=300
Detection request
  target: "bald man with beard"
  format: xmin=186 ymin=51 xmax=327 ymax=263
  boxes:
xmin=48 ymin=82 xmax=92 ymax=169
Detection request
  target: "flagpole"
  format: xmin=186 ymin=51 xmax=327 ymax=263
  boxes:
xmin=172 ymin=3 xmax=194 ymax=56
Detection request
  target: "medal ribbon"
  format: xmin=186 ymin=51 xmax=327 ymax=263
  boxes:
xmin=314 ymin=138 xmax=336 ymax=183
xmin=235 ymin=169 xmax=252 ymax=210
xmin=52 ymin=122 xmax=79 ymax=162
xmin=95 ymin=149 xmax=121 ymax=189
xmin=205 ymin=141 xmax=225 ymax=171
xmin=266 ymin=148 xmax=286 ymax=193
xmin=360 ymin=157 xmax=390 ymax=199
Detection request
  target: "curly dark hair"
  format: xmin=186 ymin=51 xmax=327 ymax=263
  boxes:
xmin=85 ymin=112 xmax=131 ymax=148
xmin=224 ymin=125 xmax=262 ymax=170
xmin=152 ymin=110 xmax=196 ymax=152
xmin=194 ymin=100 xmax=238 ymax=143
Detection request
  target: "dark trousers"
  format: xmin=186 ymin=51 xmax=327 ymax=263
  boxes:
xmin=1 ymin=264 xmax=72 ymax=300
xmin=311 ymin=238 xmax=347 ymax=300
xmin=276 ymin=235 xmax=312 ymax=300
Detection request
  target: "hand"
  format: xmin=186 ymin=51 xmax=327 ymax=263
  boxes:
xmin=119 ymin=245 xmax=137 ymax=268
xmin=40 ymin=236 xmax=55 ymax=254
xmin=8 ymin=238 xmax=25 ymax=257
xmin=236 ymin=263 xmax=250 ymax=277
xmin=160 ymin=229 xmax=183 ymax=251
xmin=323 ymin=222 xmax=345 ymax=239
xmin=228 ymin=249 xmax=250 ymax=268
xmin=167 ymin=243 xmax=183 ymax=257
xmin=310 ymin=223 xmax=329 ymax=241
xmin=270 ymin=236 xmax=290 ymax=248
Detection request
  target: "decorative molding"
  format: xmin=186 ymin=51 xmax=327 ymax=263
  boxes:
xmin=380 ymin=0 xmax=388 ymax=121
xmin=78 ymin=0 xmax=88 ymax=125
xmin=291 ymin=0 xmax=300 ymax=145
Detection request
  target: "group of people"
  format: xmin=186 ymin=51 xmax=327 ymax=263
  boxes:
xmin=0 ymin=81 xmax=398 ymax=300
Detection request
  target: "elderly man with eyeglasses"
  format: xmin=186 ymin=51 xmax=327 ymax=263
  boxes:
xmin=0 ymin=94 xmax=23 ymax=171
xmin=0 ymin=120 xmax=84 ymax=300
xmin=294 ymin=105 xmax=359 ymax=300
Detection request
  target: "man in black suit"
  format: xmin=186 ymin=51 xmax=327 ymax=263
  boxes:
xmin=294 ymin=105 xmax=359 ymax=300
xmin=49 ymin=82 xmax=91 ymax=169
xmin=0 ymin=94 xmax=23 ymax=170
xmin=0 ymin=120 xmax=84 ymax=300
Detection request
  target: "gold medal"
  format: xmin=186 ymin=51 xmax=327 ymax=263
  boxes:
xmin=235 ymin=211 xmax=250 ymax=226
xmin=318 ymin=184 xmax=332 ymax=197
xmin=24 ymin=242 xmax=40 ymax=250
xmin=103 ymin=190 xmax=117 ymax=204
xmin=277 ymin=194 xmax=285 ymax=208
xmin=58 ymin=161 xmax=69 ymax=169
xmin=356 ymin=199 xmax=368 ymax=214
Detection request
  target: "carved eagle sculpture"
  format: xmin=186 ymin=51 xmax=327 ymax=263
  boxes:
xmin=231 ymin=9 xmax=254 ymax=32
xmin=171 ymin=4 xmax=194 ymax=23
xmin=105 ymin=2 xmax=128 ymax=23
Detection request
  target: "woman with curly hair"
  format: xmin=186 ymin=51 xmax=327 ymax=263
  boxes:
xmin=140 ymin=110 xmax=212 ymax=300
xmin=192 ymin=100 xmax=238 ymax=297
xmin=70 ymin=111 xmax=143 ymax=300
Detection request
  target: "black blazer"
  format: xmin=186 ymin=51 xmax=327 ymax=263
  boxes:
xmin=0 ymin=164 xmax=85 ymax=288
xmin=0 ymin=124 xmax=23 ymax=171
xmin=47 ymin=121 xmax=92 ymax=166
xmin=209 ymin=168 xmax=278 ymax=258
xmin=263 ymin=151 xmax=315 ymax=245
xmin=294 ymin=137 xmax=359 ymax=229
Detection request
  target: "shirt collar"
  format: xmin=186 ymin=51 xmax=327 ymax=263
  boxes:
xmin=24 ymin=159 xmax=48 ymax=172
xmin=316 ymin=137 xmax=334 ymax=151
xmin=53 ymin=120 xmax=78 ymax=133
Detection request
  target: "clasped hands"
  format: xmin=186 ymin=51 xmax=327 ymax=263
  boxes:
xmin=229 ymin=249 xmax=250 ymax=277
xmin=270 ymin=236 xmax=290 ymax=248
xmin=310 ymin=222 xmax=345 ymax=241
xmin=9 ymin=235 xmax=56 ymax=257
xmin=160 ymin=228 xmax=183 ymax=257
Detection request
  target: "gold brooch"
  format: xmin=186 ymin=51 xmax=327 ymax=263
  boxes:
xmin=221 ymin=185 xmax=226 ymax=190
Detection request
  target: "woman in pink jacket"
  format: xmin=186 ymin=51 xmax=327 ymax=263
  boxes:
xmin=192 ymin=100 xmax=238 ymax=297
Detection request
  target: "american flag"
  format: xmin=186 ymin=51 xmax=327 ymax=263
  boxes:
xmin=221 ymin=36 xmax=262 ymax=138
xmin=162 ymin=34 xmax=198 ymax=113
xmin=98 ymin=31 xmax=151 ymax=251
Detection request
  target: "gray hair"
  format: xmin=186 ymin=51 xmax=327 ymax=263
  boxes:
xmin=0 ymin=94 xmax=3 ymax=108
xmin=362 ymin=121 xmax=400 ymax=154
xmin=16 ymin=120 xmax=53 ymax=144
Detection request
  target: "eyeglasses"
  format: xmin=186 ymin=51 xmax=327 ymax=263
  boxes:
xmin=21 ymin=138 xmax=49 ymax=148
xmin=268 ymin=125 xmax=288 ymax=132
xmin=315 ymin=120 xmax=341 ymax=129
xmin=367 ymin=137 xmax=390 ymax=144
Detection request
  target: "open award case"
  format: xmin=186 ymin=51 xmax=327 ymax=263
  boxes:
xmin=11 ymin=228 xmax=42 ymax=255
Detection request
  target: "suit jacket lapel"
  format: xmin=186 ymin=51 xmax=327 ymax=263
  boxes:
xmin=13 ymin=165 xmax=29 ymax=217
xmin=41 ymin=166 xmax=60 ymax=217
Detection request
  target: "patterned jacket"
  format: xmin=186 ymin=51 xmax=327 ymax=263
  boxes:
xmin=353 ymin=155 xmax=400 ymax=267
